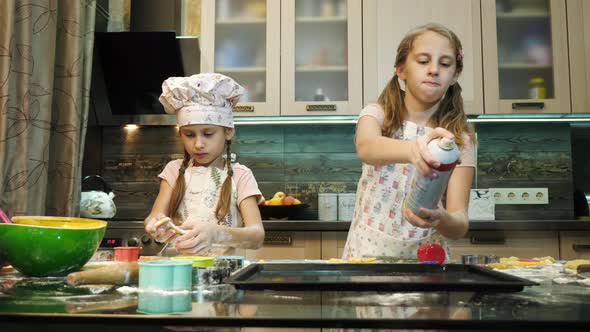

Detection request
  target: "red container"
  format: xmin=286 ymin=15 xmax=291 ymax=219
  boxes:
xmin=114 ymin=246 xmax=141 ymax=262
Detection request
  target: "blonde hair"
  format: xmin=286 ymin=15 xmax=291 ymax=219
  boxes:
xmin=378 ymin=23 xmax=475 ymax=147
xmin=168 ymin=138 xmax=234 ymax=225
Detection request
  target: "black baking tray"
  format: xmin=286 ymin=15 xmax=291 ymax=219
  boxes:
xmin=226 ymin=263 xmax=538 ymax=292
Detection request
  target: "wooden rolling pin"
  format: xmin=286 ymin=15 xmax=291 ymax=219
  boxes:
xmin=66 ymin=262 xmax=139 ymax=286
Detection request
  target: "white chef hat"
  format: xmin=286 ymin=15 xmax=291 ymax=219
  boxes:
xmin=159 ymin=73 xmax=244 ymax=128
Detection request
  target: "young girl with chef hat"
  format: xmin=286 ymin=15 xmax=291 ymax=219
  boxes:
xmin=144 ymin=73 xmax=264 ymax=256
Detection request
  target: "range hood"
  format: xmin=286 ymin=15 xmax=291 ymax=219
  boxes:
xmin=91 ymin=31 xmax=199 ymax=126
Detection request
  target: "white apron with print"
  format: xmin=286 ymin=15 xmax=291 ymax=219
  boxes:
xmin=342 ymin=121 xmax=450 ymax=261
xmin=164 ymin=165 xmax=240 ymax=256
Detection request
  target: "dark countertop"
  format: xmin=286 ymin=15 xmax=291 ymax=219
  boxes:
xmin=261 ymin=219 xmax=590 ymax=231
xmin=2 ymin=265 xmax=590 ymax=330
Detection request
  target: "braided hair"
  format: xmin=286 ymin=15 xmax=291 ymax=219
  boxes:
xmin=214 ymin=139 xmax=233 ymax=224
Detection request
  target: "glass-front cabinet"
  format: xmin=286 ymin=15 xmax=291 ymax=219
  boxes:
xmin=281 ymin=0 xmax=362 ymax=115
xmin=200 ymin=0 xmax=361 ymax=116
xmin=362 ymin=0 xmax=483 ymax=115
xmin=481 ymin=0 xmax=570 ymax=113
xmin=200 ymin=0 xmax=280 ymax=116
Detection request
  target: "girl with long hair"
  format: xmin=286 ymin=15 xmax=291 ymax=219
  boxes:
xmin=343 ymin=23 xmax=476 ymax=260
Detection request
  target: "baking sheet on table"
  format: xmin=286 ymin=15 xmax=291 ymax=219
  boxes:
xmin=226 ymin=263 xmax=538 ymax=292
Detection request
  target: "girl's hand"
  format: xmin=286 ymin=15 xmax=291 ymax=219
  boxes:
xmin=409 ymin=127 xmax=455 ymax=177
xmin=402 ymin=207 xmax=444 ymax=229
xmin=145 ymin=215 xmax=181 ymax=243
xmin=175 ymin=221 xmax=227 ymax=255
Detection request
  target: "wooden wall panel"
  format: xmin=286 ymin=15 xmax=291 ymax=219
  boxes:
xmin=110 ymin=182 xmax=159 ymax=220
xmin=239 ymin=153 xmax=285 ymax=182
xmin=284 ymin=153 xmax=361 ymax=182
xmin=284 ymin=125 xmax=356 ymax=153
xmin=85 ymin=122 xmax=577 ymax=221
xmin=102 ymin=154 xmax=182 ymax=183
xmin=571 ymin=125 xmax=590 ymax=195
xmin=90 ymin=124 xmax=362 ymax=220
xmin=102 ymin=126 xmax=184 ymax=156
xmin=475 ymin=123 xmax=573 ymax=220
xmin=233 ymin=126 xmax=284 ymax=154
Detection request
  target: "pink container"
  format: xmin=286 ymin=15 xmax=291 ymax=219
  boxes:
xmin=113 ymin=246 xmax=141 ymax=262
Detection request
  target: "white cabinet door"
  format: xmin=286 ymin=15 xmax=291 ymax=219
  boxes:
xmin=481 ymin=0 xmax=570 ymax=114
xmin=201 ymin=0 xmax=280 ymax=116
xmin=567 ymin=0 xmax=590 ymax=114
xmin=363 ymin=0 xmax=483 ymax=115
xmin=280 ymin=0 xmax=363 ymax=116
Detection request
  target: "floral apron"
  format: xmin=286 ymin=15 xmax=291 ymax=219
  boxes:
xmin=342 ymin=121 xmax=450 ymax=261
xmin=163 ymin=162 xmax=240 ymax=256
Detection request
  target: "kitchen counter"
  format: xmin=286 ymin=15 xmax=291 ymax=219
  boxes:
xmin=105 ymin=219 xmax=590 ymax=232
xmin=263 ymin=219 xmax=590 ymax=231
xmin=1 ymin=265 xmax=590 ymax=330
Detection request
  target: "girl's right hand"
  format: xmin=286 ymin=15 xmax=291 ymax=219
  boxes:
xmin=409 ymin=127 xmax=455 ymax=177
xmin=144 ymin=215 xmax=179 ymax=243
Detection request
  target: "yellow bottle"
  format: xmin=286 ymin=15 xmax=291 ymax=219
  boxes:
xmin=529 ymin=77 xmax=546 ymax=99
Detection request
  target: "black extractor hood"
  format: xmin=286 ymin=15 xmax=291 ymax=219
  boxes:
xmin=91 ymin=31 xmax=199 ymax=126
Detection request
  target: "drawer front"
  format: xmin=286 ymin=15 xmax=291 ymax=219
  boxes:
xmin=321 ymin=231 xmax=348 ymax=259
xmin=244 ymin=328 xmax=320 ymax=332
xmin=560 ymin=231 xmax=590 ymax=260
xmin=448 ymin=231 xmax=559 ymax=262
xmin=243 ymin=231 xmax=321 ymax=260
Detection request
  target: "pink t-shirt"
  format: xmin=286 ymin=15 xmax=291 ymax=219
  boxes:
xmin=158 ymin=160 xmax=262 ymax=206
xmin=358 ymin=103 xmax=475 ymax=167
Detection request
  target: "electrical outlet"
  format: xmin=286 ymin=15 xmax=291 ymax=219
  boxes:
xmin=490 ymin=188 xmax=549 ymax=205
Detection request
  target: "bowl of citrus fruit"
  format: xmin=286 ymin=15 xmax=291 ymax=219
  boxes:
xmin=258 ymin=192 xmax=309 ymax=220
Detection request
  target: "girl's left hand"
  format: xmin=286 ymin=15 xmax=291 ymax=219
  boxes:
xmin=402 ymin=207 xmax=444 ymax=229
xmin=174 ymin=221 xmax=224 ymax=255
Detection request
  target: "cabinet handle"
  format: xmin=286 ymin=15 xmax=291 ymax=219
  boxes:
xmin=306 ymin=104 xmax=337 ymax=112
xmin=511 ymin=102 xmax=545 ymax=110
xmin=572 ymin=244 xmax=590 ymax=252
xmin=263 ymin=234 xmax=292 ymax=245
xmin=233 ymin=105 xmax=254 ymax=112
xmin=470 ymin=235 xmax=505 ymax=245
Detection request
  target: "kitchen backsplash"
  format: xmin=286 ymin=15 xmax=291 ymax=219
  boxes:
xmin=476 ymin=123 xmax=573 ymax=220
xmin=83 ymin=125 xmax=361 ymax=220
xmin=83 ymin=122 xmax=575 ymax=220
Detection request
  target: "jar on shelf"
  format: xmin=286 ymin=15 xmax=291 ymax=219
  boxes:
xmin=529 ymin=77 xmax=546 ymax=99
xmin=318 ymin=193 xmax=338 ymax=221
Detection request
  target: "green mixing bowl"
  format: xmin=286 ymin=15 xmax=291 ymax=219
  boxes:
xmin=0 ymin=216 xmax=107 ymax=277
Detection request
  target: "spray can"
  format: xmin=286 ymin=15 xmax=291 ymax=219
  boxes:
xmin=405 ymin=137 xmax=460 ymax=219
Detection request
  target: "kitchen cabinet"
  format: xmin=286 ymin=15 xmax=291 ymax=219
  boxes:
xmin=321 ymin=231 xmax=561 ymax=261
xmin=200 ymin=0 xmax=362 ymax=117
xmin=362 ymin=0 xmax=484 ymax=115
xmin=321 ymin=231 xmax=348 ymax=259
xmin=448 ymin=231 xmax=560 ymax=261
xmin=280 ymin=0 xmax=362 ymax=115
xmin=201 ymin=0 xmax=280 ymax=116
xmin=559 ymin=231 xmax=590 ymax=260
xmin=242 ymin=231 xmax=321 ymax=259
xmin=481 ymin=0 xmax=570 ymax=114
xmin=566 ymin=0 xmax=590 ymax=114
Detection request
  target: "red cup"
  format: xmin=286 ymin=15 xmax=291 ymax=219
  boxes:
xmin=416 ymin=243 xmax=446 ymax=264
xmin=113 ymin=246 xmax=141 ymax=262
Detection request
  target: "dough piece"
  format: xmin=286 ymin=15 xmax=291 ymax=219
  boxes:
xmin=168 ymin=222 xmax=187 ymax=235
xmin=327 ymin=258 xmax=345 ymax=263
xmin=155 ymin=217 xmax=172 ymax=227
xmin=155 ymin=217 xmax=187 ymax=235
